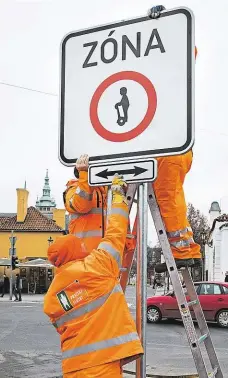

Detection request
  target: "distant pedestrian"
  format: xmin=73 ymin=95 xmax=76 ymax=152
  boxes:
xmin=153 ymin=277 xmax=157 ymax=289
xmin=225 ymin=272 xmax=228 ymax=283
xmin=13 ymin=274 xmax=22 ymax=301
xmin=0 ymin=274 xmax=8 ymax=297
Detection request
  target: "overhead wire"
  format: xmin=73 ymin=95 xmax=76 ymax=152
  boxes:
xmin=1 ymin=80 xmax=228 ymax=137
xmin=0 ymin=81 xmax=57 ymax=96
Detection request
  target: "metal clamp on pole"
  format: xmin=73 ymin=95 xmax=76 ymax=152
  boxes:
xmin=148 ymin=4 xmax=166 ymax=19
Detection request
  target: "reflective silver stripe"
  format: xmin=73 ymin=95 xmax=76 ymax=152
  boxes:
xmin=74 ymin=230 xmax=103 ymax=238
xmin=69 ymin=199 xmax=77 ymax=212
xmin=62 ymin=332 xmax=139 ymax=359
xmin=75 ymin=187 xmax=93 ymax=201
xmin=69 ymin=213 xmax=80 ymax=221
xmin=167 ymin=228 xmax=188 ymax=238
xmin=98 ymin=242 xmax=121 ymax=267
xmin=110 ymin=208 xmax=128 ymax=219
xmin=89 ymin=208 xmax=106 ymax=215
xmin=170 ymin=239 xmax=190 ymax=248
xmin=70 ymin=208 xmax=106 ymax=221
xmin=54 ymin=284 xmax=122 ymax=328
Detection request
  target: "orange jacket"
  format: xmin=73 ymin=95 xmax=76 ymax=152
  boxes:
xmin=44 ymin=201 xmax=143 ymax=375
xmin=64 ymin=172 xmax=136 ymax=258
xmin=63 ymin=171 xmax=107 ymax=252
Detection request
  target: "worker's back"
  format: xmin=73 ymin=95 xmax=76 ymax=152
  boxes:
xmin=44 ymin=176 xmax=143 ymax=377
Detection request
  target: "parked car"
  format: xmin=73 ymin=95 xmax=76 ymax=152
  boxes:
xmin=147 ymin=281 xmax=228 ymax=328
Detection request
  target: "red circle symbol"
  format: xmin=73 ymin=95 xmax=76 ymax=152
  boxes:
xmin=90 ymin=71 xmax=157 ymax=142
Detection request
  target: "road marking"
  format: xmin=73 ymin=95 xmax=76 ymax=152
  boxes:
xmin=11 ymin=301 xmax=42 ymax=304
xmin=14 ymin=305 xmax=35 ymax=308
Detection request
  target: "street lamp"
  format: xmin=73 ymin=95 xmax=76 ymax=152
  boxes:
xmin=47 ymin=236 xmax=54 ymax=247
xmin=200 ymin=231 xmax=207 ymax=281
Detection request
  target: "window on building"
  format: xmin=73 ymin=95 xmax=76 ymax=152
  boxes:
xmin=47 ymin=207 xmax=50 ymax=211
xmin=199 ymin=284 xmax=222 ymax=295
xmin=222 ymin=286 xmax=228 ymax=294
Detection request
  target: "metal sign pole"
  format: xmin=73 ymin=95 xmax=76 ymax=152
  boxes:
xmin=9 ymin=230 xmax=14 ymax=301
xmin=136 ymin=183 xmax=148 ymax=377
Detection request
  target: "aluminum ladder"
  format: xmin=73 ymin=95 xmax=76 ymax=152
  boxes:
xmin=121 ymin=183 xmax=223 ymax=378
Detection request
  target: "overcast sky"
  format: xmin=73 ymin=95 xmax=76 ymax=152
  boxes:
xmin=1 ymin=0 xmax=228 ymax=243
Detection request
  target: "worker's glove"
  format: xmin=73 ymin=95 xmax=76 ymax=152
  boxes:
xmin=111 ymin=174 xmax=127 ymax=204
xmin=148 ymin=5 xmax=166 ymax=19
xmin=75 ymin=154 xmax=89 ymax=172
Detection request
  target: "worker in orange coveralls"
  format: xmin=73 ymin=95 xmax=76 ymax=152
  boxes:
xmin=63 ymin=154 xmax=108 ymax=252
xmin=63 ymin=154 xmax=136 ymax=290
xmin=151 ymin=4 xmax=201 ymax=272
xmin=44 ymin=175 xmax=143 ymax=378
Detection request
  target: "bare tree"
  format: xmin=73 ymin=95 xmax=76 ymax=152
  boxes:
xmin=187 ymin=203 xmax=210 ymax=281
xmin=187 ymin=203 xmax=210 ymax=248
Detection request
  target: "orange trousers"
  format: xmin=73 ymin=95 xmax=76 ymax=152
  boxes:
xmin=64 ymin=361 xmax=122 ymax=378
xmin=153 ymin=151 xmax=201 ymax=260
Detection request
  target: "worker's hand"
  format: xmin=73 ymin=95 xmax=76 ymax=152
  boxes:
xmin=75 ymin=154 xmax=89 ymax=172
xmin=111 ymin=174 xmax=128 ymax=204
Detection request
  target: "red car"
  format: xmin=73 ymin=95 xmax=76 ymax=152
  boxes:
xmin=147 ymin=281 xmax=228 ymax=328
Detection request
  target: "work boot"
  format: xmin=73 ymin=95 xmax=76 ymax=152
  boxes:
xmin=155 ymin=258 xmax=194 ymax=273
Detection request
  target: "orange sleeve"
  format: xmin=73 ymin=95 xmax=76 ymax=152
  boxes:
xmin=64 ymin=172 xmax=94 ymax=214
xmin=94 ymin=202 xmax=129 ymax=276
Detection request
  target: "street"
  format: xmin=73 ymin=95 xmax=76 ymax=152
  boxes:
xmin=0 ymin=286 xmax=227 ymax=377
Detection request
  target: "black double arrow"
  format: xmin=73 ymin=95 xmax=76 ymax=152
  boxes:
xmin=96 ymin=166 xmax=148 ymax=179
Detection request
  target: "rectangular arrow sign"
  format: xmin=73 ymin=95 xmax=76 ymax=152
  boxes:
xmin=89 ymin=158 xmax=157 ymax=186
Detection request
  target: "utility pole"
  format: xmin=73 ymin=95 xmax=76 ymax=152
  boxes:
xmin=9 ymin=230 xmax=17 ymax=300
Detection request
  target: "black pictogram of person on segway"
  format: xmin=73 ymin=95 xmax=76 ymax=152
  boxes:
xmin=115 ymin=87 xmax=130 ymax=126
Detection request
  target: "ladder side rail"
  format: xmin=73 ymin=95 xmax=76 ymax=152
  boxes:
xmin=106 ymin=187 xmax=112 ymax=226
xmin=120 ymin=212 xmax=137 ymax=292
xmin=120 ymin=184 xmax=138 ymax=292
xmin=181 ymin=269 xmax=223 ymax=378
xmin=147 ymin=183 xmax=209 ymax=378
xmin=126 ymin=184 xmax=138 ymax=212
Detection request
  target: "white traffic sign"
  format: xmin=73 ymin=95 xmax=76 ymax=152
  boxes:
xmin=89 ymin=158 xmax=157 ymax=186
xmin=59 ymin=7 xmax=194 ymax=166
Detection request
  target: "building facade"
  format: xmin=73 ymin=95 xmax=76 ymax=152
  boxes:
xmin=205 ymin=201 xmax=228 ymax=282
xmin=0 ymin=186 xmax=65 ymax=293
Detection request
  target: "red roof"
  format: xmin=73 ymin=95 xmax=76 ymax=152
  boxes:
xmin=0 ymin=206 xmax=63 ymax=232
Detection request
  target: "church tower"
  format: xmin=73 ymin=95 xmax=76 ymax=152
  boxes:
xmin=35 ymin=170 xmax=56 ymax=218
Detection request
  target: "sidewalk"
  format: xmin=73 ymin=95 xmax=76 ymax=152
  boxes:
xmin=123 ymin=361 xmax=197 ymax=377
xmin=0 ymin=293 xmax=44 ymax=302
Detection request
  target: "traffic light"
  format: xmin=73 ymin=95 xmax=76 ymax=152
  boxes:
xmin=12 ymin=256 xmax=19 ymax=270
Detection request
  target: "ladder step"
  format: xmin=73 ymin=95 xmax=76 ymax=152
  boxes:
xmin=209 ymin=366 xmax=218 ymax=378
xmin=120 ymin=267 xmax=128 ymax=272
xmin=198 ymin=334 xmax=208 ymax=344
xmin=187 ymin=299 xmax=199 ymax=307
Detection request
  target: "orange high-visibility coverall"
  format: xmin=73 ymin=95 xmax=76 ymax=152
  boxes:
xmin=153 ymin=151 xmax=201 ymax=260
xmin=64 ymin=171 xmax=136 ymax=275
xmin=44 ymin=201 xmax=143 ymax=377
xmin=152 ymin=47 xmax=200 ymax=262
xmin=63 ymin=171 xmax=107 ymax=252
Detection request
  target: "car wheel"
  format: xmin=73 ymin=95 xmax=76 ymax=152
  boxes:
xmin=216 ymin=310 xmax=228 ymax=328
xmin=147 ymin=306 xmax=162 ymax=324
